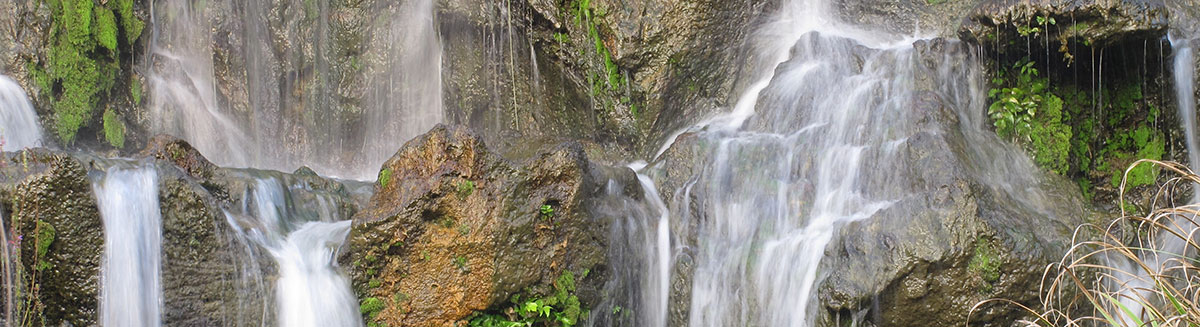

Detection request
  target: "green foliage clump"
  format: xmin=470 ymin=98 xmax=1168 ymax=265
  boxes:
xmin=35 ymin=220 xmax=56 ymax=272
xmin=94 ymin=7 xmax=118 ymax=52
xmin=378 ymin=168 xmax=393 ymax=188
xmin=988 ymin=58 xmax=1072 ymax=174
xmin=539 ymin=204 xmax=555 ymax=219
xmin=40 ymin=0 xmax=143 ymax=144
xmin=102 ymin=109 xmax=125 ymax=148
xmin=968 ymin=237 xmax=1001 ymax=293
xmin=457 ymin=180 xmax=475 ymax=198
xmin=469 ymin=271 xmax=587 ymax=327
xmin=360 ymin=297 xmax=385 ymax=323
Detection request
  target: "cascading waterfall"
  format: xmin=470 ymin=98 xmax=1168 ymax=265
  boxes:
xmin=147 ymin=0 xmax=443 ymax=180
xmin=0 ymin=75 xmax=42 ymax=151
xmin=623 ymin=0 xmax=1062 ymax=325
xmin=360 ymin=0 xmax=444 ymax=177
xmin=92 ymin=164 xmax=164 ymax=327
xmin=224 ymin=177 xmax=360 ymax=327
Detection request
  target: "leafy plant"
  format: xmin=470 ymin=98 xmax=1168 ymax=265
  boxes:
xmin=988 ymin=57 xmax=1072 ymax=174
xmin=539 ymin=205 xmax=554 ymax=219
xmin=469 ymin=271 xmax=586 ymax=327
xmin=453 ymin=256 xmax=468 ymax=272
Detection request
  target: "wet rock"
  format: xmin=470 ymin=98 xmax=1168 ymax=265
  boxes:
xmin=960 ymin=0 xmax=1169 ymax=53
xmin=0 ymin=150 xmax=102 ymax=326
xmin=0 ymin=137 xmax=368 ymax=326
xmin=344 ymin=124 xmax=613 ymax=327
xmin=813 ymin=92 xmax=1087 ymax=326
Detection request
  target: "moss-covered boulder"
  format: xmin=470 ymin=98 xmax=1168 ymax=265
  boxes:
xmin=344 ymin=124 xmax=615 ymax=327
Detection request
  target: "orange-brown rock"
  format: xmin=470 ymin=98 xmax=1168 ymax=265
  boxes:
xmin=344 ymin=124 xmax=613 ymax=327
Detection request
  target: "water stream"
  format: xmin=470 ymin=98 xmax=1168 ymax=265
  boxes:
xmin=625 ymin=0 xmax=1063 ymax=325
xmin=0 ymin=75 xmax=42 ymax=151
xmin=92 ymin=164 xmax=164 ymax=327
xmin=223 ymin=176 xmax=361 ymax=327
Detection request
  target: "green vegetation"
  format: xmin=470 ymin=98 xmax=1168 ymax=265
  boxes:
xmin=102 ymin=109 xmax=125 ymax=148
xmin=359 ymin=297 xmax=385 ymax=324
xmin=988 ymin=57 xmax=1072 ymax=175
xmin=457 ymin=180 xmax=476 ymax=198
xmin=570 ymin=0 xmax=635 ymax=116
xmin=453 ymin=255 xmax=468 ymax=272
xmin=38 ymin=0 xmax=144 ymax=145
xmin=539 ymin=205 xmax=555 ymax=219
xmin=968 ymin=237 xmax=1001 ymax=293
xmin=378 ymin=168 xmax=393 ymax=188
xmin=469 ymin=271 xmax=586 ymax=327
xmin=34 ymin=220 xmax=56 ymax=272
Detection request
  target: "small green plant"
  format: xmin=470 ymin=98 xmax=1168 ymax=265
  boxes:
xmin=539 ymin=205 xmax=554 ymax=219
xmin=378 ymin=168 xmax=393 ymax=188
xmin=453 ymin=256 xmax=468 ymax=272
xmin=967 ymin=237 xmax=1001 ymax=293
xmin=457 ymin=180 xmax=475 ymax=198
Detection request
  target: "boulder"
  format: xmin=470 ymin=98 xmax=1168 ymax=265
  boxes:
xmin=344 ymin=124 xmax=619 ymax=327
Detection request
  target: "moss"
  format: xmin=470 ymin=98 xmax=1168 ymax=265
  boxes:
xmin=114 ymin=0 xmax=143 ymax=43
xmin=359 ymin=297 xmax=384 ymax=319
xmin=35 ymin=220 xmax=56 ymax=272
xmin=130 ymin=76 xmax=142 ymax=105
xmin=94 ymin=7 xmax=118 ymax=52
xmin=1028 ymin=94 xmax=1072 ymax=175
xmin=378 ymin=168 xmax=392 ymax=188
xmin=39 ymin=0 xmax=143 ymax=144
xmin=102 ymin=109 xmax=125 ymax=148
xmin=968 ymin=237 xmax=1001 ymax=293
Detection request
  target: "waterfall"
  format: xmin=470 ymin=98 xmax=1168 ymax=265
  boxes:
xmin=224 ymin=177 xmax=360 ymax=327
xmin=146 ymin=0 xmax=443 ymax=180
xmin=626 ymin=0 xmax=1058 ymax=325
xmin=0 ymin=75 xmax=42 ymax=151
xmin=92 ymin=164 xmax=163 ymax=327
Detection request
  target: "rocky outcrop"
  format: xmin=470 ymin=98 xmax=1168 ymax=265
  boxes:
xmin=437 ymin=0 xmax=769 ymax=161
xmin=0 ymin=135 xmax=368 ymax=326
xmin=343 ymin=124 xmax=623 ymax=327
xmin=960 ymin=0 xmax=1169 ymax=53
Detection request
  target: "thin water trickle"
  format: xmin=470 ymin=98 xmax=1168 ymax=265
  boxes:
xmin=0 ymin=75 xmax=42 ymax=151
xmin=93 ymin=164 xmax=163 ymax=327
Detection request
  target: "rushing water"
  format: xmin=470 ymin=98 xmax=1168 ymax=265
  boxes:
xmin=147 ymin=0 xmax=442 ymax=180
xmin=224 ymin=177 xmax=360 ymax=327
xmin=92 ymin=164 xmax=164 ymax=327
xmin=618 ymin=0 xmax=1067 ymax=325
xmin=0 ymin=75 xmax=41 ymax=151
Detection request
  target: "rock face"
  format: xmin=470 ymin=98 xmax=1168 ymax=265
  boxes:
xmin=0 ymin=136 xmax=367 ymax=326
xmin=959 ymin=0 xmax=1169 ymax=52
xmin=344 ymin=124 xmax=618 ymax=327
xmin=436 ymin=0 xmax=769 ymax=159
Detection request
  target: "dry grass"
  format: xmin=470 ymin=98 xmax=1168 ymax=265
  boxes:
xmin=971 ymin=159 xmax=1200 ymax=326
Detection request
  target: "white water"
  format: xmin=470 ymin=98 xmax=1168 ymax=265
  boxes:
xmin=225 ymin=177 xmax=361 ymax=327
xmin=147 ymin=0 xmax=443 ymax=180
xmin=0 ymin=75 xmax=42 ymax=151
xmin=92 ymin=164 xmax=163 ymax=327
